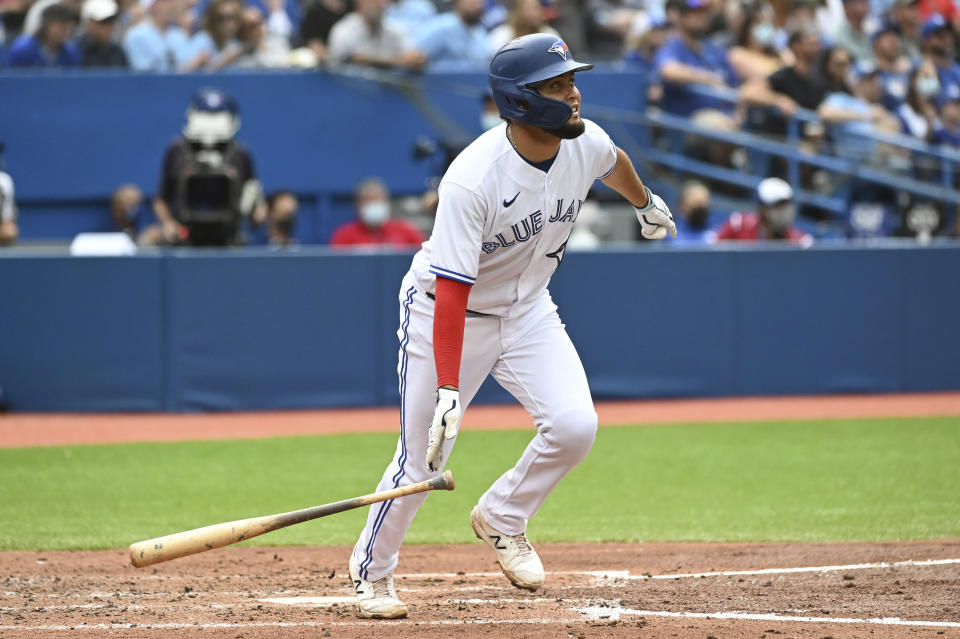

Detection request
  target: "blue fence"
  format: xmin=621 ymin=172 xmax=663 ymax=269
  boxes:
xmin=1 ymin=245 xmax=957 ymax=412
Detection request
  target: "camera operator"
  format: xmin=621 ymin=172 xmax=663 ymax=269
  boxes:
xmin=150 ymin=88 xmax=264 ymax=247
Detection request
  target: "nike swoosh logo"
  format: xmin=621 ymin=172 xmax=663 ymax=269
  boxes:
xmin=503 ymin=192 xmax=519 ymax=208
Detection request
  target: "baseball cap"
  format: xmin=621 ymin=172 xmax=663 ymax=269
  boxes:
xmin=922 ymin=13 xmax=950 ymax=40
xmin=82 ymin=0 xmax=118 ymax=22
xmin=757 ymin=177 xmax=793 ymax=205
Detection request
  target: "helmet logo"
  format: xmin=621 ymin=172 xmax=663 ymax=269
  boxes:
xmin=548 ymin=39 xmax=569 ymax=60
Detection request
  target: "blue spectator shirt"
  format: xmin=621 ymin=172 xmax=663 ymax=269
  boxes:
xmin=3 ymin=34 xmax=80 ymax=68
xmin=931 ymin=125 xmax=960 ymax=146
xmin=186 ymin=31 xmax=243 ymax=64
xmin=385 ymin=0 xmax=437 ymax=41
xmin=934 ymin=61 xmax=960 ymax=106
xmin=878 ymin=68 xmax=909 ymax=111
xmin=123 ymin=20 xmax=192 ymax=71
xmin=822 ymin=91 xmax=877 ymax=159
xmin=654 ymin=35 xmax=740 ymax=116
xmin=414 ymin=13 xmax=487 ymax=71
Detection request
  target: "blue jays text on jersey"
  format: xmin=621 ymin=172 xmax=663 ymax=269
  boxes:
xmin=482 ymin=198 xmax=583 ymax=255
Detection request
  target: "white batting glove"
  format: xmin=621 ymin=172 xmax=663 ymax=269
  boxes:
xmin=635 ymin=186 xmax=677 ymax=240
xmin=426 ymin=387 xmax=461 ymax=472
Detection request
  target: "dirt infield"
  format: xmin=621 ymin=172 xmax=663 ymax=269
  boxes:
xmin=2 ymin=392 xmax=959 ymax=448
xmin=1 ymin=540 xmax=958 ymax=638
xmin=2 ymin=394 xmax=958 ymax=637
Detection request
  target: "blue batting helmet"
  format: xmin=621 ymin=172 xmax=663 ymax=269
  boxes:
xmin=489 ymin=34 xmax=594 ymax=129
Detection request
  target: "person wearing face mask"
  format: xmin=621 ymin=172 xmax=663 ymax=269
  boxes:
xmin=662 ymin=179 xmax=717 ymax=244
xmin=729 ymin=7 xmax=784 ymax=83
xmin=897 ymin=60 xmax=941 ymax=139
xmin=716 ymin=177 xmax=812 ymax=245
xmin=330 ymin=177 xmax=426 ymax=248
xmin=265 ymin=190 xmax=299 ymax=246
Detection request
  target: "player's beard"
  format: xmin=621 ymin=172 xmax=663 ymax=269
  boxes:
xmin=543 ymin=118 xmax=586 ymax=139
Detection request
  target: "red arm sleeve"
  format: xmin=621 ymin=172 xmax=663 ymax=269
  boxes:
xmin=433 ymin=275 xmax=471 ymax=388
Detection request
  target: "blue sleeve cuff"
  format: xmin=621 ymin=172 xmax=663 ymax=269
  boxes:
xmin=430 ymin=265 xmax=476 ymax=285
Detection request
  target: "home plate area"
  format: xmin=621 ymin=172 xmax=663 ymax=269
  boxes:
xmin=1 ymin=540 xmax=958 ymax=638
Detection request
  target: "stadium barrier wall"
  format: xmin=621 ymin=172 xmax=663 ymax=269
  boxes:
xmin=1 ymin=245 xmax=957 ymax=412
xmin=0 ymin=69 xmax=644 ymax=242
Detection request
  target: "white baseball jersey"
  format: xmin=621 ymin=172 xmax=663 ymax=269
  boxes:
xmin=352 ymin=118 xmax=616 ymax=584
xmin=409 ymin=119 xmax=617 ymax=317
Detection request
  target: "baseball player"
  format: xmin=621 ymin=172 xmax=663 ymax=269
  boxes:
xmin=348 ymin=33 xmax=676 ymax=619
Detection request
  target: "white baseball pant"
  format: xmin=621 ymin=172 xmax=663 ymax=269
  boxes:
xmin=352 ymin=272 xmax=597 ymax=581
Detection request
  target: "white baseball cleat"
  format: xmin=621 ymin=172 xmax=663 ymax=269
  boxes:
xmin=470 ymin=505 xmax=545 ymax=591
xmin=348 ymin=554 xmax=408 ymax=619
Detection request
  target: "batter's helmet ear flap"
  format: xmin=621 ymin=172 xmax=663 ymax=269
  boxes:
xmin=489 ymin=34 xmax=594 ymax=130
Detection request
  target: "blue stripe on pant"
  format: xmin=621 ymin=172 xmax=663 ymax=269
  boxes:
xmin=359 ymin=286 xmax=416 ymax=580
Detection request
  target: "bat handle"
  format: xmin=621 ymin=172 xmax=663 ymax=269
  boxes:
xmin=432 ymin=469 xmax=455 ymax=491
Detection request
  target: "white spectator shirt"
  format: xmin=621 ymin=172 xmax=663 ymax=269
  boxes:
xmin=410 ymin=119 xmax=617 ymax=318
xmin=328 ymin=13 xmax=408 ymax=64
xmin=0 ymin=171 xmax=15 ymax=223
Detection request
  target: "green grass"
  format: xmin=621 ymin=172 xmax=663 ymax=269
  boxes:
xmin=0 ymin=416 xmax=958 ymax=550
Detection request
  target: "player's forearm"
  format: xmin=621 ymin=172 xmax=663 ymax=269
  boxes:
xmin=601 ymin=147 xmax=649 ymax=208
xmin=433 ymin=276 xmax=470 ymax=390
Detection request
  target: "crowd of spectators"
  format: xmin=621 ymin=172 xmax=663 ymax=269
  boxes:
xmin=3 ymin=0 xmax=960 ymax=244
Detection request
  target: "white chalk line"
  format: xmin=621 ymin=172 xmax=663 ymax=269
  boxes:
xmin=636 ymin=557 xmax=960 ymax=581
xmin=411 ymin=557 xmax=960 ymax=581
xmin=578 ymin=606 xmax=960 ymax=628
xmin=3 ymin=608 xmax=959 ymax=632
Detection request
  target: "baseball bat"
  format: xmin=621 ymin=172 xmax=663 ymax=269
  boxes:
xmin=129 ymin=470 xmax=455 ymax=568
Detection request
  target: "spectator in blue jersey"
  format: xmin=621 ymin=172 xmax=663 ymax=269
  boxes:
xmin=870 ymin=21 xmax=910 ymax=111
xmin=77 ymin=0 xmax=128 ymax=67
xmin=654 ymin=0 xmax=741 ymax=117
xmin=919 ymin=13 xmax=960 ymax=105
xmin=413 ymin=0 xmax=487 ymax=71
xmin=931 ymin=97 xmax=960 ymax=146
xmin=3 ymin=3 xmax=80 ymax=67
xmin=123 ymin=0 xmax=199 ymax=71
